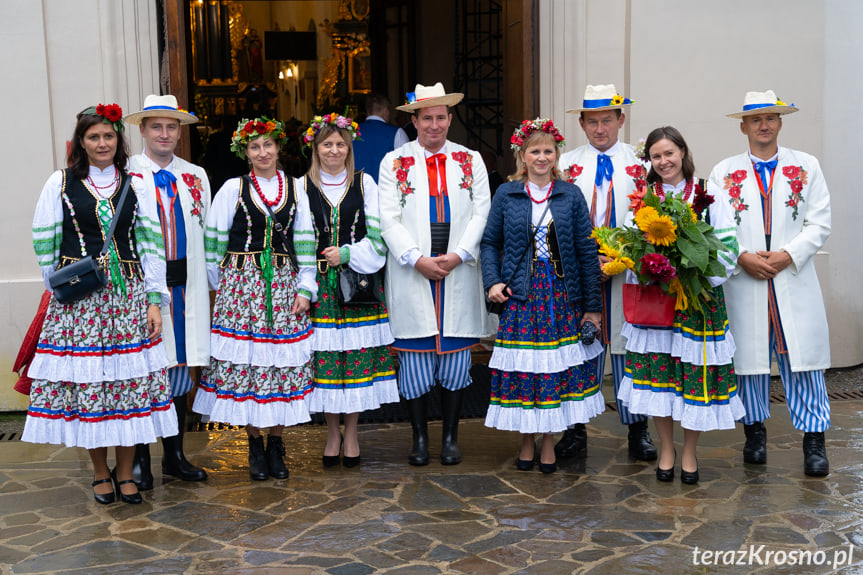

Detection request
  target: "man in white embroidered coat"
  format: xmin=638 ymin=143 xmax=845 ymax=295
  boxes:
xmin=379 ymin=82 xmax=490 ymax=466
xmin=126 ymin=95 xmax=211 ymax=488
xmin=709 ymin=90 xmax=831 ymax=477
xmin=556 ymin=84 xmax=657 ymax=462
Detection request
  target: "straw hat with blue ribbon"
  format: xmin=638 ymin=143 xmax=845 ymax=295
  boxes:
xmin=125 ymin=94 xmax=199 ymax=125
xmin=396 ymin=82 xmax=464 ymax=112
xmin=566 ymin=84 xmax=633 ymax=114
xmin=726 ymin=90 xmax=798 ymax=119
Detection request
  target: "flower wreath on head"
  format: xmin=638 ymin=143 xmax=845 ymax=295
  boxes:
xmin=510 ymin=118 xmax=565 ymax=151
xmin=230 ymin=117 xmax=287 ymax=159
xmin=82 ymin=103 xmax=124 ymax=133
xmin=302 ymin=112 xmax=361 ymax=156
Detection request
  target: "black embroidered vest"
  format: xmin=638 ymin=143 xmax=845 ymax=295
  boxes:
xmin=306 ymin=173 xmax=367 ymax=269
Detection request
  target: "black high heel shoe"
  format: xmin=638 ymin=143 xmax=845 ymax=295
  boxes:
xmin=516 ymin=442 xmax=536 ymax=471
xmin=92 ymin=476 xmax=115 ymax=505
xmin=322 ymin=435 xmax=342 ymax=468
xmin=680 ymin=458 xmax=699 ymax=484
xmin=539 ymin=461 xmax=557 ymax=474
xmin=111 ymin=469 xmax=142 ymax=504
xmin=656 ymin=450 xmax=676 ymax=482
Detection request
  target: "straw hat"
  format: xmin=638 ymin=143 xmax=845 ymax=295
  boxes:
xmin=125 ymin=95 xmax=199 ymax=125
xmin=726 ymin=90 xmax=798 ymax=119
xmin=396 ymin=82 xmax=464 ymax=112
xmin=566 ymin=84 xmax=633 ymax=114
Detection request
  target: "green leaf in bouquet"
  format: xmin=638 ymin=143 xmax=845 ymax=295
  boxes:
xmin=706 ymin=259 xmax=728 ymax=278
xmin=676 ymin=237 xmax=708 ymax=271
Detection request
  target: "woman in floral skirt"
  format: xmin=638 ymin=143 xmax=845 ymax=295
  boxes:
xmin=195 ymin=117 xmax=317 ymax=480
xmin=25 ymin=104 xmax=175 ymax=504
xmin=299 ymin=113 xmax=397 ymax=467
xmin=617 ymin=126 xmax=745 ymax=484
xmin=481 ymin=119 xmax=604 ymax=473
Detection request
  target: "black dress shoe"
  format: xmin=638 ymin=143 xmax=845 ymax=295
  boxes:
xmin=323 ymin=436 xmax=342 ymax=468
xmin=743 ymin=422 xmax=767 ymax=464
xmin=539 ymin=461 xmax=557 ymax=474
xmin=627 ymin=421 xmax=658 ymax=461
xmin=248 ymin=435 xmax=268 ymax=480
xmin=554 ymin=424 xmax=587 ymax=458
xmin=342 ymin=455 xmax=361 ymax=468
xmin=265 ymin=435 xmax=290 ymax=479
xmin=111 ymin=469 xmax=142 ymax=504
xmin=680 ymin=459 xmax=699 ymax=484
xmin=92 ymin=477 xmax=115 ymax=505
xmin=516 ymin=458 xmax=535 ymax=471
xmin=656 ymin=450 xmax=675 ymax=482
xmin=803 ymin=432 xmax=829 ymax=477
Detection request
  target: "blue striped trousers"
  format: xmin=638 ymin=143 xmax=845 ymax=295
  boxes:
xmin=736 ymin=329 xmax=830 ymax=432
xmin=397 ymin=350 xmax=472 ymax=400
xmin=169 ymin=365 xmax=195 ymax=397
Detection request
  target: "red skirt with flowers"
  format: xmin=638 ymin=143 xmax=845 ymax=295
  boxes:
xmin=484 ymin=260 xmax=604 ymax=433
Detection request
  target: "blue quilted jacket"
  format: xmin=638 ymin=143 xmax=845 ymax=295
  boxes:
xmin=480 ymin=179 xmax=601 ymax=312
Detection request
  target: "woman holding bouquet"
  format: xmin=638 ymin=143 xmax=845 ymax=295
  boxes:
xmin=195 ymin=117 xmax=317 ymax=480
xmin=481 ymin=119 xmax=604 ymax=473
xmin=299 ymin=113 xmax=398 ymax=468
xmin=616 ymin=126 xmax=744 ymax=484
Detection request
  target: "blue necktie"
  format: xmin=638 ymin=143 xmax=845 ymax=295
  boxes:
xmin=753 ymin=160 xmax=777 ymax=191
xmin=595 ymin=154 xmax=614 ymax=188
xmin=153 ymin=169 xmax=177 ymax=197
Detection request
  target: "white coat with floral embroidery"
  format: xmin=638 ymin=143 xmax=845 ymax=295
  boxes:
xmin=708 ymin=147 xmax=831 ymax=375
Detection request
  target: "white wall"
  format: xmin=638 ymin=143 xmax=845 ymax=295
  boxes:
xmin=0 ymin=0 xmax=159 ymax=409
xmin=541 ymin=0 xmax=862 ymax=368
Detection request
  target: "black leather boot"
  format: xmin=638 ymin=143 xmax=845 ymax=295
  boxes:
xmin=161 ymin=395 xmax=207 ymax=481
xmin=406 ymin=394 xmax=430 ymax=466
xmin=248 ymin=435 xmax=268 ymax=480
xmin=440 ymin=388 xmax=465 ymax=465
xmin=627 ymin=420 xmax=658 ymax=461
xmin=265 ymin=435 xmax=290 ymax=479
xmin=131 ymin=443 xmax=154 ymax=491
xmin=554 ymin=424 xmax=587 ymax=458
xmin=803 ymin=432 xmax=829 ymax=477
xmin=743 ymin=422 xmax=767 ymax=464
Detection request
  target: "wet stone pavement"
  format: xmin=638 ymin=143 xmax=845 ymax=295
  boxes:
xmin=2 ymin=393 xmax=863 ymax=574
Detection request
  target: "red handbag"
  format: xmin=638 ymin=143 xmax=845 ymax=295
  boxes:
xmin=622 ymin=283 xmax=676 ymax=328
xmin=12 ymin=290 xmax=52 ymax=396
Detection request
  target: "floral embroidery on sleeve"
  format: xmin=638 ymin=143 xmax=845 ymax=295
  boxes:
xmin=781 ymin=165 xmax=807 ymax=220
xmin=565 ymin=163 xmax=583 ymax=184
xmin=451 ymin=151 xmax=474 ymax=200
xmin=392 ymin=156 xmax=416 ymax=207
xmin=723 ymin=169 xmax=749 ymax=225
xmin=181 ymin=173 xmax=206 ymax=227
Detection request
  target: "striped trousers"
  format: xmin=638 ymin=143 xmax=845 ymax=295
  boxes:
xmin=397 ymin=350 xmax=472 ymax=400
xmin=169 ymin=365 xmax=195 ymax=397
xmin=736 ymin=329 xmax=830 ymax=432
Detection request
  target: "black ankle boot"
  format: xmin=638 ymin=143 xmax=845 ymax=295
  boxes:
xmin=266 ymin=435 xmax=289 ymax=479
xmin=743 ymin=422 xmax=767 ymax=464
xmin=131 ymin=443 xmax=154 ymax=491
xmin=440 ymin=388 xmax=465 ymax=465
xmin=162 ymin=395 xmax=207 ymax=481
xmin=405 ymin=394 xmax=430 ymax=466
xmin=627 ymin=420 xmax=658 ymax=461
xmin=248 ymin=435 xmax=268 ymax=480
xmin=803 ymin=432 xmax=829 ymax=477
xmin=554 ymin=424 xmax=587 ymax=458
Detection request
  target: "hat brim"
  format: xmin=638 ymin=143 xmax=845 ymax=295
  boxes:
xmin=727 ymin=105 xmax=799 ymax=119
xmin=566 ymin=102 xmax=632 ymax=114
xmin=125 ymin=110 xmax=199 ymax=125
xmin=396 ymin=93 xmax=464 ymax=112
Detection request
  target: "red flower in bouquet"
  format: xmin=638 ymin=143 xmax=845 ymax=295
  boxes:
xmin=640 ymin=252 xmax=677 ymax=282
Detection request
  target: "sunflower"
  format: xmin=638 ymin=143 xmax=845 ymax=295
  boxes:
xmin=634 ymin=206 xmax=660 ymax=232
xmin=599 ymin=244 xmax=620 ymax=259
xmin=602 ymin=259 xmax=626 ymax=276
xmin=620 ymin=256 xmax=635 ymax=269
xmin=642 ymin=214 xmax=678 ymax=247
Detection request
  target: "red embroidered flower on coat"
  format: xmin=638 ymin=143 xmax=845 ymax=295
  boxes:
xmin=181 ymin=173 xmax=206 ymax=226
xmin=451 ymin=151 xmax=475 ymax=200
xmin=782 ymin=165 xmax=808 ymax=220
xmin=723 ymin=170 xmax=749 ymax=224
xmin=566 ymin=164 xmax=583 ymax=183
xmin=392 ymin=156 xmax=416 ymax=207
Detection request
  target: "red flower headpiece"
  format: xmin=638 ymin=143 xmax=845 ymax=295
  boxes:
xmin=510 ymin=117 xmax=565 ymax=151
xmin=81 ymin=103 xmax=124 ymax=133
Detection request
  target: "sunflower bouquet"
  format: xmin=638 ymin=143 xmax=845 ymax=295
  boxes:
xmin=591 ymin=185 xmax=728 ymax=314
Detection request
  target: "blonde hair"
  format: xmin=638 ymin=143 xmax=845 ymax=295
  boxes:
xmin=307 ymin=125 xmax=355 ymax=189
xmin=509 ymin=131 xmax=561 ymax=182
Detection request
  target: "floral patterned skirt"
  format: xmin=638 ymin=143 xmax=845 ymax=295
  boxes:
xmin=307 ymin=269 xmax=398 ymax=414
xmin=484 ymin=261 xmax=605 ymax=434
xmin=618 ymin=286 xmax=745 ymax=431
xmin=22 ymin=276 xmax=176 ymax=448
xmin=195 ymin=257 xmax=314 ymax=428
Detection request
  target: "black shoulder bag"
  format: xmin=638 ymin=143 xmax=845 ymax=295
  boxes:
xmin=49 ymin=175 xmax=133 ymax=304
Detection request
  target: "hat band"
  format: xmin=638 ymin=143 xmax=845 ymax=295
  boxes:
xmin=144 ymin=105 xmax=180 ymax=111
xmin=742 ymin=102 xmax=779 ymax=111
xmin=582 ymin=97 xmax=631 ymax=108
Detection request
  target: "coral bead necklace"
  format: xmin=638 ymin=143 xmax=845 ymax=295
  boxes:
xmin=250 ymin=170 xmax=283 ymax=207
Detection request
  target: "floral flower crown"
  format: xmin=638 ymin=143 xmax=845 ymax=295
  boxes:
xmin=510 ymin=118 xmax=565 ymax=151
xmin=302 ymin=112 xmax=361 ymax=154
xmin=81 ymin=103 xmax=124 ymax=133
xmin=230 ymin=117 xmax=287 ymax=159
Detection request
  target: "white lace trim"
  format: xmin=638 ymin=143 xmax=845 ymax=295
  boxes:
xmin=307 ymin=380 xmax=399 ymax=413
xmin=488 ymin=339 xmax=604 ymax=374
xmin=193 ymin=388 xmax=312 ymax=428
xmin=621 ymin=323 xmax=736 ymax=366
xmin=21 ymin=409 xmax=178 ymax=449
xmin=28 ymin=345 xmax=172 ymax=384
xmin=484 ymin=393 xmax=605 ymax=433
xmin=210 ymin=334 xmax=313 ymax=368
xmin=311 ymin=323 xmax=394 ymax=352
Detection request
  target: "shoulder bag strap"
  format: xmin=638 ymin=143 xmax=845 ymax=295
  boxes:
xmin=501 ymin=199 xmax=552 ymax=289
xmin=98 ymin=174 xmax=133 ymax=259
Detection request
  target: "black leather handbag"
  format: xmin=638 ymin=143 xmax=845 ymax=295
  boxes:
xmin=338 ymin=267 xmax=383 ymax=306
xmin=49 ymin=176 xmax=133 ymax=304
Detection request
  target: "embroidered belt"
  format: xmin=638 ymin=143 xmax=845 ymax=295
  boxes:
xmin=430 ymin=223 xmax=450 ymax=254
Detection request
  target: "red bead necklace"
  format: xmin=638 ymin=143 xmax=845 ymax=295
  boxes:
xmin=526 ymin=180 xmax=554 ymax=203
xmin=679 ymin=178 xmax=694 ymax=201
xmin=321 ymin=171 xmax=349 ymax=186
xmin=250 ymin=170 xmax=283 ymax=207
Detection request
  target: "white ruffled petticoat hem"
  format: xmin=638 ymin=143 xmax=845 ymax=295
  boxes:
xmin=193 ymin=388 xmax=312 ymax=428
xmin=210 ymin=334 xmax=313 ymax=368
xmin=621 ymin=322 xmax=736 ymax=366
xmin=28 ymin=343 xmax=171 ymax=385
xmin=618 ymin=376 xmax=745 ymax=431
xmin=307 ymin=380 xmax=400 ymax=413
xmin=489 ymin=339 xmax=604 ymax=374
xmin=311 ymin=323 xmax=394 ymax=352
xmin=484 ymin=393 xmax=605 ymax=434
xmin=21 ymin=408 xmax=178 ymax=449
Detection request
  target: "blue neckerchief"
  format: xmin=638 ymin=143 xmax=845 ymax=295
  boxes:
xmin=753 ymin=160 xmax=777 ymax=191
xmin=595 ymin=153 xmax=614 ymax=188
xmin=153 ymin=169 xmax=177 ymax=197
